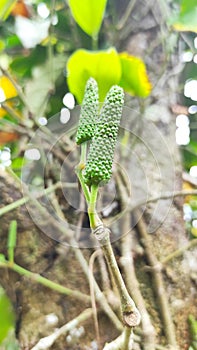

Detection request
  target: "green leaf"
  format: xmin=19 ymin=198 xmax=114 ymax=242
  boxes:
xmin=68 ymin=0 xmax=107 ymax=37
xmin=25 ymin=55 xmax=66 ymax=115
xmin=172 ymin=0 xmax=197 ymax=33
xmin=0 ymin=0 xmax=17 ymax=20
xmin=0 ymin=287 xmax=15 ymax=344
xmin=67 ymin=48 xmax=121 ymax=103
xmin=118 ymin=52 xmax=152 ymax=98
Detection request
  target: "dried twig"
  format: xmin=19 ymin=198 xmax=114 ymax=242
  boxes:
xmin=136 ymin=215 xmax=178 ymax=349
xmin=116 ymin=170 xmax=156 ymax=350
xmin=73 ymin=243 xmax=123 ymax=332
xmin=89 ymin=250 xmax=101 ymax=349
xmin=31 ymin=308 xmax=93 ymax=350
xmin=162 ymin=238 xmax=197 ymax=265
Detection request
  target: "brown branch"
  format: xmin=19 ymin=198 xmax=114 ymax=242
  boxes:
xmin=31 ymin=308 xmax=93 ymax=350
xmin=73 ymin=242 xmax=123 ymax=332
xmin=93 ymin=225 xmax=141 ymax=328
xmin=116 ymin=170 xmax=156 ymax=350
xmin=129 ymin=189 xmax=197 ymax=213
xmin=89 ymin=250 xmax=101 ymax=349
xmin=136 ymin=215 xmax=178 ymax=349
xmin=161 ymin=238 xmax=197 ymax=265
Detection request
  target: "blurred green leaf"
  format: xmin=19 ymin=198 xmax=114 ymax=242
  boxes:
xmin=0 ymin=0 xmax=17 ymax=20
xmin=0 ymin=287 xmax=15 ymax=344
xmin=11 ymin=157 xmax=24 ymax=169
xmin=25 ymin=54 xmax=66 ymax=115
xmin=68 ymin=0 xmax=107 ymax=37
xmin=0 ymin=330 xmax=19 ymax=350
xmin=10 ymin=46 xmax=47 ymax=77
xmin=67 ymin=48 xmax=152 ymax=102
xmin=119 ymin=52 xmax=152 ymax=98
xmin=67 ymin=48 xmax=121 ymax=102
xmin=188 ymin=315 xmax=197 ymax=350
xmin=0 ymin=40 xmax=5 ymax=51
xmin=172 ymin=0 xmax=197 ymax=33
xmin=0 ymin=254 xmax=6 ymax=263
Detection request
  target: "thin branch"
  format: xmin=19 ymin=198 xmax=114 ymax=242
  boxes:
xmin=97 ymin=249 xmax=111 ymax=292
xmin=0 ymin=180 xmax=76 ymax=217
xmin=103 ymin=328 xmax=134 ymax=350
xmin=1 ymin=102 xmax=23 ymax=122
xmin=116 ymin=0 xmax=136 ymax=30
xmin=0 ymin=66 xmax=31 ymax=111
xmin=31 ymin=308 xmax=93 ymax=350
xmin=123 ymin=327 xmax=133 ymax=350
xmin=161 ymin=238 xmax=197 ymax=265
xmin=129 ymin=189 xmax=197 ymax=213
xmin=106 ymin=189 xmax=197 ymax=228
xmin=0 ymin=260 xmax=90 ymax=303
xmin=116 ymin=170 xmax=156 ymax=350
xmin=136 ymin=215 xmax=178 ymax=349
xmin=94 ymin=225 xmax=141 ymax=328
xmin=73 ymin=243 xmax=123 ymax=332
xmin=89 ymin=250 xmax=101 ymax=349
xmin=121 ymin=228 xmax=156 ymax=350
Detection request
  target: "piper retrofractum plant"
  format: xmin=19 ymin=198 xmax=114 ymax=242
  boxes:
xmin=75 ymin=77 xmax=99 ymax=145
xmin=75 ymin=78 xmax=141 ymax=347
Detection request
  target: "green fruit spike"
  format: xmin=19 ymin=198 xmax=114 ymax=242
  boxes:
xmin=83 ymin=85 xmax=124 ymax=186
xmin=75 ymin=77 xmax=99 ymax=145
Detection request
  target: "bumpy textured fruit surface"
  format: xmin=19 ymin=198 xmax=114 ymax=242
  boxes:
xmin=83 ymin=85 xmax=124 ymax=186
xmin=75 ymin=77 xmax=99 ymax=145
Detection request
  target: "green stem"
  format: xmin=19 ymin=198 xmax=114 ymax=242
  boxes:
xmin=76 ymin=168 xmax=90 ymax=203
xmin=92 ymin=35 xmax=98 ymax=50
xmin=81 ymin=142 xmax=87 ymax=163
xmin=75 ymin=142 xmax=91 ymax=203
xmin=7 ymin=220 xmax=17 ymax=264
xmin=88 ymin=184 xmax=102 ymax=229
xmin=0 ymin=260 xmax=90 ymax=303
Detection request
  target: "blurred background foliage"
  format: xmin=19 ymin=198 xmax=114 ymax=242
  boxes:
xmin=0 ymin=0 xmax=197 ymax=347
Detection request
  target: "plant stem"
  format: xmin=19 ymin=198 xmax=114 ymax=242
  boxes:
xmin=95 ymin=226 xmax=141 ymax=327
xmin=1 ymin=102 xmax=23 ymax=121
xmin=0 ymin=260 xmax=90 ymax=303
xmin=81 ymin=141 xmax=87 ymax=163
xmin=136 ymin=215 xmax=178 ymax=348
xmin=75 ymin=165 xmax=90 ymax=203
xmin=117 ymin=0 xmax=136 ymax=30
xmin=123 ymin=327 xmax=133 ymax=350
xmin=31 ymin=308 xmax=93 ymax=350
xmin=88 ymin=184 xmax=102 ymax=229
xmin=72 ymin=242 xmax=123 ymax=331
xmin=75 ymin=143 xmax=91 ymax=203
xmin=7 ymin=220 xmax=17 ymax=264
xmin=116 ymin=170 xmax=156 ymax=349
xmin=89 ymin=250 xmax=101 ymax=349
xmin=0 ymin=66 xmax=31 ymax=111
xmin=92 ymin=35 xmax=98 ymax=50
xmin=0 ymin=181 xmax=74 ymax=217
xmin=161 ymin=238 xmax=197 ymax=264
xmin=129 ymin=189 xmax=197 ymax=213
